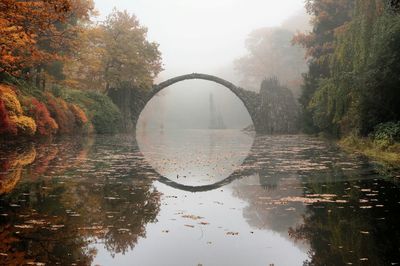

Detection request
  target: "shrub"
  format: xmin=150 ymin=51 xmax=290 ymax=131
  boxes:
xmin=63 ymin=90 xmax=122 ymax=134
xmin=70 ymin=103 xmax=88 ymax=126
xmin=45 ymin=93 xmax=76 ymax=135
xmin=0 ymin=85 xmax=23 ymax=116
xmin=371 ymin=121 xmax=400 ymax=149
xmin=0 ymin=84 xmax=36 ymax=137
xmin=9 ymin=115 xmax=37 ymax=136
xmin=0 ymin=99 xmax=17 ymax=135
xmin=23 ymin=97 xmax=58 ymax=136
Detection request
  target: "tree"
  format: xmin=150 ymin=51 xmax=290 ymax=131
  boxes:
xmin=234 ymin=27 xmax=307 ymax=96
xmin=293 ymin=0 xmax=355 ymax=133
xmin=324 ymin=0 xmax=400 ymax=135
xmin=66 ymin=9 xmax=162 ymax=92
xmin=63 ymin=26 xmax=108 ymax=91
xmin=102 ymin=9 xmax=162 ymax=90
xmin=0 ymin=0 xmax=94 ymax=87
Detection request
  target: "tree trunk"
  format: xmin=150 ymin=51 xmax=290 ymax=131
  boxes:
xmin=108 ymin=87 xmax=134 ymax=133
xmin=35 ymin=67 xmax=41 ymax=88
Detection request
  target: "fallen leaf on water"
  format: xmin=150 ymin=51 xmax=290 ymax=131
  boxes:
xmin=184 ymin=224 xmax=195 ymax=228
xmin=182 ymin=215 xmax=203 ymax=220
xmin=14 ymin=225 xmax=34 ymax=229
xmin=78 ymin=226 xmax=103 ymax=230
xmin=26 ymin=220 xmax=47 ymax=225
xmin=199 ymin=222 xmax=209 ymax=225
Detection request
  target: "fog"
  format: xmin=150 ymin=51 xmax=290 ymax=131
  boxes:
xmin=95 ymin=0 xmax=309 ymax=130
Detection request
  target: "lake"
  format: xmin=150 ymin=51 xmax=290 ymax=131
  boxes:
xmin=0 ymin=130 xmax=399 ymax=265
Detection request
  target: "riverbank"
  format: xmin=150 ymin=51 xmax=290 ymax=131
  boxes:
xmin=339 ymin=135 xmax=400 ymax=170
xmin=0 ymin=78 xmax=123 ymax=140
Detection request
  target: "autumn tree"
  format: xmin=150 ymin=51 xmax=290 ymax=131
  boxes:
xmin=0 ymin=0 xmax=94 ymax=87
xmin=66 ymin=9 xmax=162 ymax=92
xmin=102 ymin=9 xmax=162 ymax=90
xmin=63 ymin=25 xmax=107 ymax=91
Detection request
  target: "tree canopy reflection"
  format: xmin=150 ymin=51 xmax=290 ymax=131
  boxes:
xmin=0 ymin=136 xmax=161 ymax=265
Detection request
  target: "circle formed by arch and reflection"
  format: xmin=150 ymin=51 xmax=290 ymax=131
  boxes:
xmin=136 ymin=77 xmax=254 ymax=188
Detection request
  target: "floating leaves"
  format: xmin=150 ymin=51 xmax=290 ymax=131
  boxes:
xmin=182 ymin=215 xmax=203 ymax=220
xmin=184 ymin=224 xmax=195 ymax=228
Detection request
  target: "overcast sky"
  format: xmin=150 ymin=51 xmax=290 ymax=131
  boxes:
xmin=94 ymin=0 xmax=306 ymax=79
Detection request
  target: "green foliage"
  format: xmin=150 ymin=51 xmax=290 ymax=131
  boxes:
xmin=298 ymin=0 xmax=400 ymax=137
xmin=371 ymin=122 xmax=400 ymax=148
xmin=2 ymin=75 xmax=122 ymax=135
xmin=50 ymin=84 xmax=65 ymax=98
xmin=63 ymin=89 xmax=122 ymax=134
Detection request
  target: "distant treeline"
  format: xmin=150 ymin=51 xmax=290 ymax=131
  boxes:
xmin=294 ymin=0 xmax=400 ymax=137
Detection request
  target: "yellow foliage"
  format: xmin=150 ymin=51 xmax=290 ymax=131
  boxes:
xmin=0 ymin=85 xmax=22 ymax=116
xmin=0 ymin=168 xmax=22 ymax=195
xmin=9 ymin=115 xmax=37 ymax=136
xmin=0 ymin=146 xmax=36 ymax=195
xmin=0 ymin=84 xmax=38 ymax=136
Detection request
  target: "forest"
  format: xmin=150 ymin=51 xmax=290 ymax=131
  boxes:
xmin=294 ymin=0 xmax=400 ymax=163
xmin=0 ymin=0 xmax=161 ymax=137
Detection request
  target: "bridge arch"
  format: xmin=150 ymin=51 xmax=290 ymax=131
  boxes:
xmin=138 ymin=73 xmax=259 ymax=129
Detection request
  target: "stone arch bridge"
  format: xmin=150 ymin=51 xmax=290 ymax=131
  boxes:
xmin=107 ymin=73 xmax=298 ymax=134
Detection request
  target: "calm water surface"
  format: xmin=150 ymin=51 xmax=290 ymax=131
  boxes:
xmin=0 ymin=130 xmax=399 ymax=265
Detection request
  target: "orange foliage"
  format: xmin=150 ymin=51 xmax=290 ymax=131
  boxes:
xmin=45 ymin=93 xmax=89 ymax=134
xmin=293 ymin=0 xmax=354 ymax=61
xmin=0 ymin=0 xmax=94 ymax=77
xmin=70 ymin=103 xmax=88 ymax=126
xmin=23 ymin=97 xmax=58 ymax=136
xmin=45 ymin=93 xmax=75 ymax=134
xmin=0 ymin=98 xmax=17 ymax=135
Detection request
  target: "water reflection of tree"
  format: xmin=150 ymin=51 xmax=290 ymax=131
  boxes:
xmin=232 ymin=136 xmax=322 ymax=238
xmin=0 ymin=136 xmax=161 ymax=265
xmin=289 ymin=179 xmax=400 ymax=265
xmin=233 ymin=135 xmax=400 ymax=264
xmin=67 ymin=179 xmax=161 ymax=256
xmin=289 ymin=139 xmax=400 ymax=265
xmin=233 ymin=174 xmax=306 ymax=245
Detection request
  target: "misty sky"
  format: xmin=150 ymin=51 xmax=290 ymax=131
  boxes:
xmin=95 ymin=0 xmax=306 ymax=79
xmin=94 ymin=1 xmax=308 ymax=130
